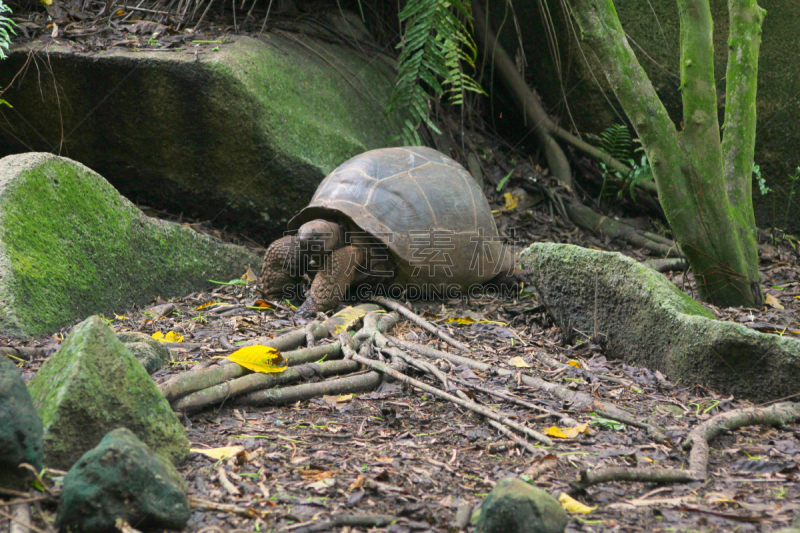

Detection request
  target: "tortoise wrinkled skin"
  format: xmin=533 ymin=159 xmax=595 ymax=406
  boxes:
xmin=259 ymin=147 xmax=516 ymax=316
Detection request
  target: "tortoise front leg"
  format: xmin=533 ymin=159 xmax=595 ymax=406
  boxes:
xmin=297 ymin=245 xmax=366 ymax=317
xmin=258 ymin=235 xmax=303 ymax=301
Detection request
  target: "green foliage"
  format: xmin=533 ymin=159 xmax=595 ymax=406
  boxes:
xmin=0 ymin=0 xmax=15 ymax=60
xmin=0 ymin=0 xmax=15 ymax=108
xmin=594 ymin=124 xmax=654 ymax=201
xmin=596 ymin=123 xmax=632 ymax=162
xmin=387 ymin=0 xmax=485 ymax=145
xmin=752 ymin=163 xmax=772 ymax=196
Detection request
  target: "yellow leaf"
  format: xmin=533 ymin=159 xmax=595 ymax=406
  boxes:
xmin=190 ymin=445 xmax=245 ymax=460
xmin=558 ymin=493 xmax=597 ymax=514
xmin=153 ymin=331 xmax=184 ymax=342
xmin=503 ymin=192 xmax=518 ymax=211
xmin=327 ymin=306 xmax=368 ymax=334
xmin=227 ymin=345 xmax=287 ymax=373
xmin=765 ymin=293 xmax=784 ymax=310
xmin=115 ymin=9 xmax=124 ymax=15
xmin=164 ymin=331 xmax=184 ymax=342
xmin=547 ymin=423 xmax=590 ymax=439
xmin=568 ymin=360 xmax=581 ymax=367
xmin=114 ymin=314 xmax=128 ymax=320
xmin=509 ymin=356 xmax=531 ymax=368
xmin=242 ymin=265 xmax=257 ymax=283
xmin=323 ymin=394 xmax=354 ymax=404
xmin=195 ymin=301 xmax=221 ymax=310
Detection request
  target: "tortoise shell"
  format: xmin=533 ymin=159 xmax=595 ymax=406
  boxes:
xmin=288 ymin=147 xmax=505 ymax=289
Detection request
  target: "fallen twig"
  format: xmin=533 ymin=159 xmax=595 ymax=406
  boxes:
xmin=280 ymin=513 xmax=398 ymax=533
xmin=350 ymin=345 xmax=553 ymax=446
xmin=372 ymin=297 xmax=470 ymax=352
xmin=189 ymin=496 xmax=265 ymax=518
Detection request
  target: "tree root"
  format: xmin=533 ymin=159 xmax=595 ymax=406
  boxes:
xmin=371 ymin=297 xmax=470 ymax=352
xmin=565 ymin=202 xmax=682 ymax=258
xmin=685 ymin=402 xmax=800 ymax=478
xmin=160 ymin=305 xmax=386 ymax=402
xmin=172 ymin=359 xmax=361 ymax=413
xmin=571 ymin=402 xmax=800 ymax=492
xmin=234 ymin=368 xmax=383 ymax=407
xmin=642 ymin=258 xmax=689 ymax=273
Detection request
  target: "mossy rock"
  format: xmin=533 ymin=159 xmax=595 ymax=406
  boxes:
xmin=475 ymin=477 xmax=568 ymax=533
xmin=117 ymin=332 xmax=173 ymax=374
xmin=0 ymin=30 xmax=401 ymax=238
xmin=0 ymin=354 xmax=44 ymax=490
xmin=57 ymin=427 xmax=190 ymax=533
xmin=520 ymin=243 xmax=800 ymax=402
xmin=0 ymin=153 xmax=260 ymax=338
xmin=27 ymin=316 xmax=189 ymax=469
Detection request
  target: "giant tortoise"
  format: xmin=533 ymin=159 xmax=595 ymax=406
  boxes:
xmin=259 ymin=146 xmax=517 ymax=316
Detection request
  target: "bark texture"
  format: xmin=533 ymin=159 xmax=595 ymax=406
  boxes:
xmin=565 ymin=0 xmax=765 ymax=308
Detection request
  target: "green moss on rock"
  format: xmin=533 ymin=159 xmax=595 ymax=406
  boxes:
xmin=521 ymin=243 xmax=800 ymax=402
xmin=56 ymin=428 xmax=190 ymax=532
xmin=0 ymin=153 xmax=260 ymax=338
xmin=0 ymin=34 xmax=401 ymax=237
xmin=27 ymin=316 xmax=189 ymax=469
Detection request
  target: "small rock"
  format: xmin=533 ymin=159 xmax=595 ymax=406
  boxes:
xmin=57 ymin=427 xmax=190 ymax=533
xmin=0 ymin=355 xmax=44 ymax=489
xmin=117 ymin=332 xmax=173 ymax=374
xmin=475 ymin=477 xmax=568 ymax=533
xmin=28 ymin=316 xmax=189 ymax=469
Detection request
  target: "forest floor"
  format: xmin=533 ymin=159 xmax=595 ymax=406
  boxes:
xmin=5 ymin=183 xmax=800 ymax=533
xmin=3 ymin=6 xmax=800 ymax=533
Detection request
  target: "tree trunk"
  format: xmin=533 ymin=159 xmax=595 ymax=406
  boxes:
xmin=563 ymin=0 xmax=764 ymax=308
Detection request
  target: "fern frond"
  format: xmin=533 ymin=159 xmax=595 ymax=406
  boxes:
xmin=387 ymin=0 xmax=485 ymax=146
xmin=0 ymin=0 xmax=16 ymax=59
xmin=597 ymin=124 xmax=633 ymax=162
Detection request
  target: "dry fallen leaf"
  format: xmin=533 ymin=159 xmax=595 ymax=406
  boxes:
xmin=546 ymin=422 xmax=590 ymax=439
xmin=509 ymin=356 xmax=532 ymax=368
xmin=765 ymin=293 xmax=784 ymax=310
xmin=559 ymin=492 xmax=597 ymax=514
xmin=190 ymin=445 xmax=245 ymax=460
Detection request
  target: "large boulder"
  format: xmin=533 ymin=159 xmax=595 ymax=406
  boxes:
xmin=520 ymin=243 xmax=800 ymax=402
xmin=487 ymin=0 xmax=800 ymax=232
xmin=0 ymin=355 xmax=44 ymax=490
xmin=0 ymin=30 xmax=401 ymax=237
xmin=56 ymin=428 xmax=190 ymax=533
xmin=27 ymin=316 xmax=189 ymax=469
xmin=0 ymin=153 xmax=259 ymax=338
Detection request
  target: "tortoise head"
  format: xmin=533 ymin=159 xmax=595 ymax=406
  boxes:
xmin=297 ymin=219 xmax=346 ymax=267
